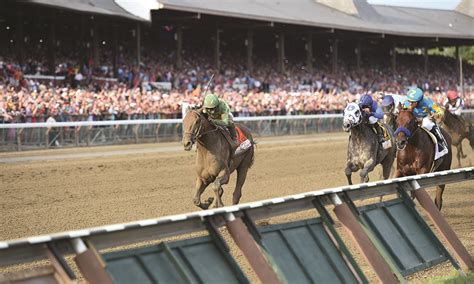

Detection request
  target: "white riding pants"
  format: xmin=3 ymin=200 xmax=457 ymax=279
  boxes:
xmin=368 ymin=116 xmax=378 ymax=124
xmin=422 ymin=116 xmax=435 ymax=131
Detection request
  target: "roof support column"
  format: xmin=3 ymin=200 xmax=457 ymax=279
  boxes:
xmin=112 ymin=25 xmax=118 ymax=78
xmin=356 ymin=40 xmax=361 ymax=72
xmin=48 ymin=10 xmax=56 ymax=77
xmin=332 ymin=39 xmax=338 ymax=74
xmin=176 ymin=26 xmax=183 ymax=68
xmin=391 ymin=44 xmax=396 ymax=74
xmin=423 ymin=47 xmax=428 ymax=75
xmin=215 ymin=27 xmax=221 ymax=70
xmin=136 ymin=22 xmax=141 ymax=66
xmin=246 ymin=29 xmax=253 ymax=73
xmin=79 ymin=15 xmax=86 ymax=70
xmin=277 ymin=32 xmax=285 ymax=73
xmin=15 ymin=10 xmax=24 ymax=65
xmin=455 ymin=45 xmax=460 ymax=84
xmin=306 ymin=33 xmax=313 ymax=73
xmin=92 ymin=19 xmax=99 ymax=67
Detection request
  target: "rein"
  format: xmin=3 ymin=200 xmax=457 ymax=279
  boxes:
xmin=185 ymin=110 xmax=219 ymax=144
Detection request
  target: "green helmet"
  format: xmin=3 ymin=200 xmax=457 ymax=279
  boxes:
xmin=203 ymin=94 xmax=219 ymax=109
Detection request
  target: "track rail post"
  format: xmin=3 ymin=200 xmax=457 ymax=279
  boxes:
xmin=409 ymin=180 xmax=474 ymax=271
xmin=224 ymin=213 xmax=283 ymax=284
xmin=331 ymin=193 xmax=399 ymax=283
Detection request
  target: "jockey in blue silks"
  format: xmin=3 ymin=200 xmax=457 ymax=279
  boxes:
xmin=401 ymin=87 xmax=448 ymax=155
xmin=359 ymin=94 xmax=385 ymax=143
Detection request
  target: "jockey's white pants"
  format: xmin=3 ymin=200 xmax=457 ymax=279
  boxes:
xmin=368 ymin=116 xmax=378 ymax=124
xmin=422 ymin=116 xmax=435 ymax=131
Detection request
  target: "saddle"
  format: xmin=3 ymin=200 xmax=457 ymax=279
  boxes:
xmin=371 ymin=122 xmax=392 ymax=149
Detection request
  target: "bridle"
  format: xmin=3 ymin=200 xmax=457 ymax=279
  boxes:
xmin=183 ymin=110 xmax=219 ymax=145
xmin=394 ymin=110 xmax=420 ymax=150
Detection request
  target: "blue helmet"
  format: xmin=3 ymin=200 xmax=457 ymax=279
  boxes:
xmin=381 ymin=95 xmax=394 ymax=107
xmin=406 ymin=87 xmax=423 ymax=102
xmin=359 ymin=95 xmax=373 ymax=108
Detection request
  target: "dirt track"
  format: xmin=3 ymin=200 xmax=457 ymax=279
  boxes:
xmin=0 ymin=132 xmax=473 ymax=282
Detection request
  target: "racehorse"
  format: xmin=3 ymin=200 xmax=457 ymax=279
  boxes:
xmin=182 ymin=109 xmax=255 ymax=209
xmin=343 ymin=103 xmax=396 ymax=185
xmin=394 ymin=108 xmax=452 ymax=210
xmin=439 ymin=109 xmax=473 ymax=167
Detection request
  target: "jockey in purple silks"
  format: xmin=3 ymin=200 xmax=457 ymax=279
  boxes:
xmin=359 ymin=94 xmax=386 ymax=144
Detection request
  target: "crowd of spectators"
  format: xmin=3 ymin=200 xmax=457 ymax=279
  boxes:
xmin=1 ymin=48 xmax=473 ymax=123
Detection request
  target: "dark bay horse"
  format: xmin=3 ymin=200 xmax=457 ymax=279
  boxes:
xmin=182 ymin=109 xmax=255 ymax=209
xmin=440 ymin=109 xmax=474 ymax=167
xmin=343 ymin=103 xmax=396 ymax=184
xmin=394 ymin=109 xmax=452 ymax=210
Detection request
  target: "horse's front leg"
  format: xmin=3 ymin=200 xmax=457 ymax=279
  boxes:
xmin=212 ymin=168 xmax=230 ymax=208
xmin=345 ymin=162 xmax=357 ymax=185
xmin=193 ymin=178 xmax=213 ymax=210
xmin=360 ymin=158 xmax=376 ymax=183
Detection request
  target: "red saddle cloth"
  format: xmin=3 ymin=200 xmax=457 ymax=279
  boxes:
xmin=235 ymin=126 xmax=247 ymax=145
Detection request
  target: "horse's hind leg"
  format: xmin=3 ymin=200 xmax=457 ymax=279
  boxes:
xmin=381 ymin=158 xmax=394 ymax=180
xmin=233 ymin=165 xmax=249 ymax=205
xmin=456 ymin=144 xmax=462 ymax=168
xmin=434 ymin=184 xmax=445 ymax=210
xmin=193 ymin=178 xmax=213 ymax=210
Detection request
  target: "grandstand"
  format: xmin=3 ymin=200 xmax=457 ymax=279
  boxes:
xmin=1 ymin=0 xmax=474 ymax=121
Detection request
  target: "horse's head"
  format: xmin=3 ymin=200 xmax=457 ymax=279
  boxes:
xmin=394 ymin=109 xmax=417 ymax=150
xmin=343 ymin=103 xmax=362 ymax=132
xmin=182 ymin=110 xmax=204 ymax=151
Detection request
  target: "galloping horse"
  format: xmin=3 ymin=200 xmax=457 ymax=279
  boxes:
xmin=343 ymin=103 xmax=396 ymax=185
xmin=394 ymin=109 xmax=452 ymax=210
xmin=440 ymin=109 xmax=474 ymax=167
xmin=182 ymin=109 xmax=255 ymax=209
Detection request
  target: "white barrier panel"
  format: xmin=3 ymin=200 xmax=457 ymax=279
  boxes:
xmin=0 ymin=167 xmax=472 ymax=267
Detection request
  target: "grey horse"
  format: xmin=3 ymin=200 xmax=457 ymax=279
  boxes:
xmin=343 ymin=103 xmax=396 ymax=185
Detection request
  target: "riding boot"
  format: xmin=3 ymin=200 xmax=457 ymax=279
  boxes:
xmin=431 ymin=125 xmax=447 ymax=152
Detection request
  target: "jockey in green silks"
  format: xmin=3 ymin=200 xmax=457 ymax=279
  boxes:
xmin=202 ymin=93 xmax=237 ymax=143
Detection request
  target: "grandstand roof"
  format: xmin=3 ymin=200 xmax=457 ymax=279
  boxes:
xmin=19 ymin=0 xmax=148 ymax=21
xmin=155 ymin=0 xmax=474 ymax=39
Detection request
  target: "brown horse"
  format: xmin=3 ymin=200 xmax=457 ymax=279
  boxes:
xmin=182 ymin=109 xmax=255 ymax=209
xmin=440 ymin=109 xmax=474 ymax=167
xmin=394 ymin=109 xmax=452 ymax=210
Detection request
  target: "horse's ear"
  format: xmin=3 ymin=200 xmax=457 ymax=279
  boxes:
xmin=397 ymin=102 xmax=402 ymax=111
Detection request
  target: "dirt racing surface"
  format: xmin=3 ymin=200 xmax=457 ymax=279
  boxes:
xmin=0 ymin=132 xmax=473 ymax=282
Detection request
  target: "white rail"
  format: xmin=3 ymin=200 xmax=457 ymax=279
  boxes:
xmin=0 ymin=114 xmax=342 ymax=129
xmin=1 ymin=110 xmax=473 ymax=129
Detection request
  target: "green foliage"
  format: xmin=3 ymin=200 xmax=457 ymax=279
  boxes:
xmin=428 ymin=46 xmax=474 ymax=64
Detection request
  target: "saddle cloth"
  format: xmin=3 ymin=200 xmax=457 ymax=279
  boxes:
xmin=220 ymin=126 xmax=252 ymax=156
xmin=235 ymin=126 xmax=252 ymax=156
xmin=420 ymin=127 xmax=448 ymax=161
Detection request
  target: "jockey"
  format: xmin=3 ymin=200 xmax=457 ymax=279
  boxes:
xmin=381 ymin=95 xmax=395 ymax=115
xmin=202 ymin=93 xmax=237 ymax=143
xmin=359 ymin=94 xmax=385 ymax=143
xmin=443 ymin=90 xmax=464 ymax=117
xmin=404 ymin=87 xmax=448 ymax=155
